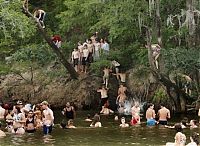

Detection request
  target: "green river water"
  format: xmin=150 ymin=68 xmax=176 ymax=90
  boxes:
xmin=0 ymin=111 xmax=199 ymax=146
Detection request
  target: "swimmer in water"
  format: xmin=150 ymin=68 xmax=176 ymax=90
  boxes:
xmin=119 ymin=117 xmax=129 ymax=128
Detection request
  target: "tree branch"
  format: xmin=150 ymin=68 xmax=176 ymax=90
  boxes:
xmin=22 ymin=4 xmax=78 ymax=79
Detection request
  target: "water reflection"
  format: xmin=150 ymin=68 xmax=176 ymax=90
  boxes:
xmin=43 ymin=135 xmax=56 ymax=145
xmin=0 ymin=112 xmax=199 ymax=146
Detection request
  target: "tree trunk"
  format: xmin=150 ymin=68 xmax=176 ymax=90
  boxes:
xmin=22 ymin=6 xmax=78 ymax=79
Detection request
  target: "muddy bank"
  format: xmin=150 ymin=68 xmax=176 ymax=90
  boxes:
xmin=0 ymin=66 xmax=160 ymax=109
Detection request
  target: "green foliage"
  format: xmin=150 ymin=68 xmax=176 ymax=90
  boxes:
xmin=90 ymin=60 xmax=111 ymax=75
xmin=12 ymin=44 xmax=56 ymax=66
xmin=163 ymin=47 xmax=200 ymax=74
xmin=152 ymin=88 xmax=168 ymax=103
xmin=0 ymin=62 xmax=11 ymax=75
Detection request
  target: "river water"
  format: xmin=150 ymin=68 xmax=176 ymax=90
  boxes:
xmin=0 ymin=111 xmax=199 ymax=146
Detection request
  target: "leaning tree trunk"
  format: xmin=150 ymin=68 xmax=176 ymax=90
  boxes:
xmin=22 ymin=5 xmax=78 ymax=79
xmin=143 ymin=0 xmax=188 ymax=112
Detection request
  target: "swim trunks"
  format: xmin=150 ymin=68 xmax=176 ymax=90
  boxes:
xmin=147 ymin=119 xmax=156 ymax=126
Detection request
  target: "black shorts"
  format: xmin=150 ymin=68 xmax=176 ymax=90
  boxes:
xmin=159 ymin=120 xmax=167 ymax=125
xmin=39 ymin=13 xmax=45 ymax=21
xmin=82 ymin=57 xmax=88 ymax=65
xmin=26 ymin=129 xmax=36 ymax=133
xmin=88 ymin=52 xmax=93 ymax=63
xmin=73 ymin=58 xmax=79 ymax=66
xmin=100 ymin=97 xmax=108 ymax=107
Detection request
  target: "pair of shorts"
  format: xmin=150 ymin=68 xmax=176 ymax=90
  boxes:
xmin=147 ymin=119 xmax=156 ymax=126
xmin=43 ymin=125 xmax=52 ymax=134
xmin=82 ymin=57 xmax=88 ymax=65
xmin=159 ymin=120 xmax=167 ymax=125
xmin=88 ymin=53 xmax=93 ymax=63
xmin=26 ymin=129 xmax=36 ymax=133
xmin=73 ymin=58 xmax=79 ymax=66
xmin=100 ymin=97 xmax=108 ymax=107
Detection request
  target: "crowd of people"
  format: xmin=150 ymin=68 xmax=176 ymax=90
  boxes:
xmin=0 ymin=100 xmax=54 ymax=136
xmin=71 ymin=32 xmax=110 ymax=73
xmin=0 ymin=98 xmax=200 ymax=146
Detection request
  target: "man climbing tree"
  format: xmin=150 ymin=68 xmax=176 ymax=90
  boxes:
xmin=22 ymin=2 xmax=78 ymax=79
xmin=33 ymin=8 xmax=46 ymax=28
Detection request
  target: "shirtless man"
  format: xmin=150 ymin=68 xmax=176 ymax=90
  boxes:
xmin=71 ymin=48 xmax=80 ymax=72
xmin=103 ymin=67 xmax=112 ymax=88
xmin=113 ymin=71 xmax=126 ymax=83
xmin=116 ymin=94 xmax=126 ymax=107
xmin=100 ymin=105 xmax=114 ymax=115
xmin=157 ymin=104 xmax=170 ymax=125
xmin=0 ymin=103 xmax=5 ymax=120
xmin=33 ymin=9 xmax=46 ymax=28
xmin=146 ymin=103 xmax=156 ymax=126
xmin=97 ymin=86 xmax=109 ymax=109
xmin=78 ymin=41 xmax=84 ymax=71
xmin=41 ymin=101 xmax=54 ymax=134
xmin=111 ymin=60 xmax=120 ymax=80
xmin=82 ymin=44 xmax=89 ymax=73
xmin=118 ymin=84 xmax=127 ymax=96
xmin=116 ymin=84 xmax=127 ymax=106
xmin=87 ymin=39 xmax=94 ymax=64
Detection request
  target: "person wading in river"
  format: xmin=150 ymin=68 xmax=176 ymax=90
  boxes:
xmin=146 ymin=103 xmax=156 ymax=126
xmin=157 ymin=103 xmax=170 ymax=125
xmin=62 ymin=102 xmax=76 ymax=120
xmin=41 ymin=101 xmax=54 ymax=135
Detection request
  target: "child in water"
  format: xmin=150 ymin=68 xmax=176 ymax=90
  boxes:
xmin=119 ymin=117 xmax=129 ymax=128
xmin=90 ymin=114 xmax=102 ymax=128
xmin=189 ymin=120 xmax=198 ymax=129
xmin=67 ymin=119 xmax=76 ymax=129
xmin=85 ymin=114 xmax=92 ymax=122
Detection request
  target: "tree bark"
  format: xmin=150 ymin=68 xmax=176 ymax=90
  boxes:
xmin=22 ymin=6 xmax=78 ymax=79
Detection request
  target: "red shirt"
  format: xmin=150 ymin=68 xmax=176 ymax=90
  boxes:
xmin=52 ymin=35 xmax=61 ymax=42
